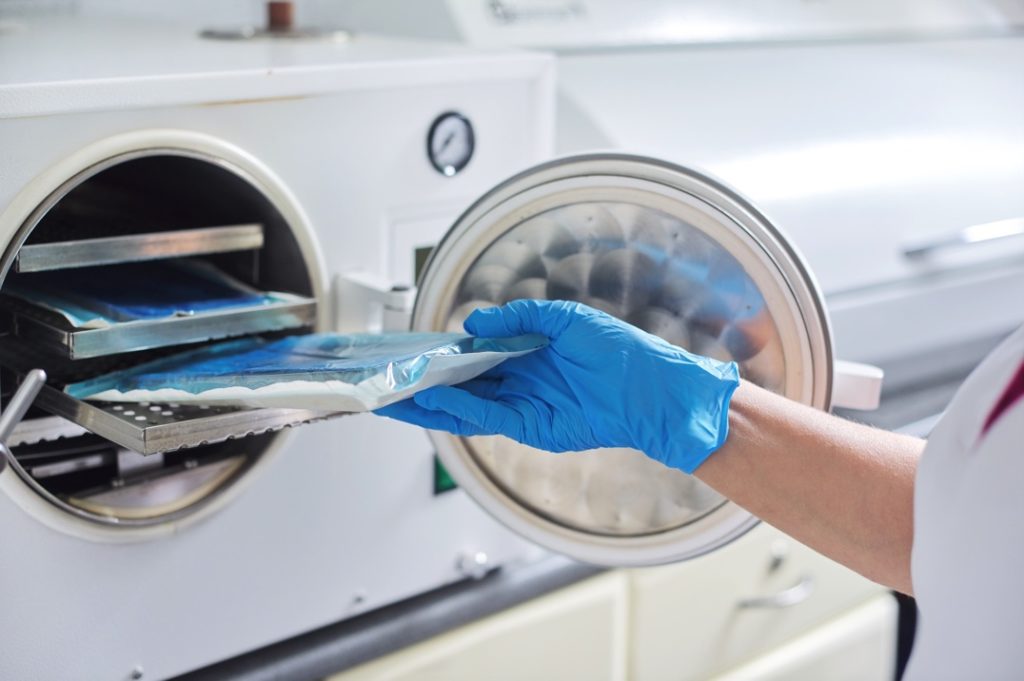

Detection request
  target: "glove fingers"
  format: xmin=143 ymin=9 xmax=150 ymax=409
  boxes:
xmin=414 ymin=385 xmax=523 ymax=439
xmin=454 ymin=376 xmax=503 ymax=401
xmin=464 ymin=299 xmax=578 ymax=340
xmin=374 ymin=398 xmax=486 ymax=437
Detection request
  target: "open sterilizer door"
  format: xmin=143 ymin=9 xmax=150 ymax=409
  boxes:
xmin=407 ymin=153 xmax=880 ymax=566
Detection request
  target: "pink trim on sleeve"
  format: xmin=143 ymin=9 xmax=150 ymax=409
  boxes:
xmin=982 ymin=359 xmax=1024 ymax=437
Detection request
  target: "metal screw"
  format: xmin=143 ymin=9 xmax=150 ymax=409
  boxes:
xmin=130 ymin=666 xmax=144 ymax=680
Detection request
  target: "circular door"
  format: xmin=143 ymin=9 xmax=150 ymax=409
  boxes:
xmin=414 ymin=154 xmax=834 ymax=566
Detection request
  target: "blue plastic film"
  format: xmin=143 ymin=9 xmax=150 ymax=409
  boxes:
xmin=65 ymin=332 xmax=548 ymax=411
xmin=5 ymin=260 xmax=287 ymax=328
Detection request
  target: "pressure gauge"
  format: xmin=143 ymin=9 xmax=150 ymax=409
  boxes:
xmin=427 ymin=111 xmax=475 ymax=177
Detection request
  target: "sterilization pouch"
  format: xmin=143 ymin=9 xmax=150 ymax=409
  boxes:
xmin=4 ymin=260 xmax=302 ymax=329
xmin=65 ymin=332 xmax=547 ymax=411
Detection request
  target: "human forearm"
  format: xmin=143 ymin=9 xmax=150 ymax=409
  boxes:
xmin=378 ymin=301 xmax=921 ymax=590
xmin=694 ymin=381 xmax=923 ymax=595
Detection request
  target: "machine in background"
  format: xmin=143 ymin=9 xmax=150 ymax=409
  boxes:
xmin=271 ymin=1 xmax=1022 ymax=679
xmin=333 ymin=0 xmax=1024 ymax=396
xmin=0 ymin=16 xmax=554 ymax=680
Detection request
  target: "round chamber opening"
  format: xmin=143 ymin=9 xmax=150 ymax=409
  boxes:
xmin=0 ymin=151 xmax=316 ymax=527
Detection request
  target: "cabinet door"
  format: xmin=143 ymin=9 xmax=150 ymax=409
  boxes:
xmin=711 ymin=595 xmax=898 ymax=681
xmin=329 ymin=572 xmax=628 ymax=681
xmin=628 ymin=523 xmax=890 ymax=681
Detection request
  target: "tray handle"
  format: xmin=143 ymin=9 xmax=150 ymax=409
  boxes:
xmin=0 ymin=369 xmax=47 ymax=473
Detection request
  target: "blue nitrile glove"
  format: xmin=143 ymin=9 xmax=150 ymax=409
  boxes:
xmin=375 ymin=300 xmax=740 ymax=473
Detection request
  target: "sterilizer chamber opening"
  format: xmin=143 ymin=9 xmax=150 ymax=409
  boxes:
xmin=0 ymin=151 xmax=318 ymax=527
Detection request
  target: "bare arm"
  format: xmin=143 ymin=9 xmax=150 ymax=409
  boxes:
xmin=695 ymin=381 xmax=924 ymax=595
xmin=378 ymin=301 xmax=922 ymax=592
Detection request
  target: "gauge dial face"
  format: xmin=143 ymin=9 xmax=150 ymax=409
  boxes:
xmin=427 ymin=112 xmax=475 ymax=177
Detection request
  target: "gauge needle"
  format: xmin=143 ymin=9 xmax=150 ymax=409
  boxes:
xmin=438 ymin=131 xmax=457 ymax=154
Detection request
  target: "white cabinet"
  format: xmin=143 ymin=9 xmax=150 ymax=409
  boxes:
xmin=331 ymin=524 xmax=895 ymax=681
xmin=627 ymin=523 xmax=889 ymax=681
xmin=330 ymin=572 xmax=629 ymax=681
xmin=711 ymin=595 xmax=898 ymax=681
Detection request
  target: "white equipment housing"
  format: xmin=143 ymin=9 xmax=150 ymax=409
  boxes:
xmin=0 ymin=17 xmax=554 ymax=680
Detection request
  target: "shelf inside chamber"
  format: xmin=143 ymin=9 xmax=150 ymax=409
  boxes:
xmin=1 ymin=291 xmax=317 ymax=359
xmin=0 ymin=152 xmax=325 ymax=524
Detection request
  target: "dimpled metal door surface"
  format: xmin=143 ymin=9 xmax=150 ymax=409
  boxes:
xmin=415 ymin=154 xmax=832 ymax=565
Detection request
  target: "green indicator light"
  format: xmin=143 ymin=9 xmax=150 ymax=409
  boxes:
xmin=434 ymin=455 xmax=457 ymax=495
xmin=414 ymin=246 xmax=434 ymax=284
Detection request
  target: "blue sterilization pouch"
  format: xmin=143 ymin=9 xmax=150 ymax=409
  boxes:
xmin=65 ymin=332 xmax=547 ymax=411
xmin=4 ymin=260 xmax=299 ymax=329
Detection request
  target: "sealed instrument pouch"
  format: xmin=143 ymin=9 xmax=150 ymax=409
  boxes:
xmin=65 ymin=332 xmax=547 ymax=411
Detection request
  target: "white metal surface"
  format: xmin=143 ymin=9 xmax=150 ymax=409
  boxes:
xmin=319 ymin=1 xmax=1024 ymax=373
xmin=0 ymin=18 xmax=554 ymax=681
xmin=326 ymin=0 xmax=1024 ymax=49
xmin=0 ymin=16 xmax=548 ymax=115
xmin=555 ymin=39 xmax=1024 ymax=285
xmin=552 ymin=37 xmax=1024 ymax=372
xmin=442 ymin=0 xmax=1024 ymax=49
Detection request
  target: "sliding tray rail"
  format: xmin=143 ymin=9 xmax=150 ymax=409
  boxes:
xmin=14 ymin=224 xmax=264 ymax=272
xmin=34 ymin=385 xmax=341 ymax=455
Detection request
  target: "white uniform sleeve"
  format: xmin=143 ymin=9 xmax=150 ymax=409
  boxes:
xmin=905 ymin=324 xmax=1024 ymax=681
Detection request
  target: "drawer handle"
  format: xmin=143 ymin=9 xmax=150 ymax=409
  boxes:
xmin=738 ymin=575 xmax=815 ymax=609
xmin=903 ymin=217 xmax=1024 ymax=259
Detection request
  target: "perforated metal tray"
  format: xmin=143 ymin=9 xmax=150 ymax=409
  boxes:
xmin=34 ymin=385 xmax=339 ymax=455
xmin=3 ymin=296 xmax=317 ymax=359
xmin=14 ymin=224 xmax=264 ymax=272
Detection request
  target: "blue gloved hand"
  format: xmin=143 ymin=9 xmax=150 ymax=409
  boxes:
xmin=375 ymin=300 xmax=740 ymax=473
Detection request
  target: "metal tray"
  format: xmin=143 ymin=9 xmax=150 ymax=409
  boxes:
xmin=34 ymin=385 xmax=340 ymax=455
xmin=14 ymin=224 xmax=264 ymax=272
xmin=5 ymin=296 xmax=317 ymax=359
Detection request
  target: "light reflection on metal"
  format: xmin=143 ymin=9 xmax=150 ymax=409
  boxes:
xmin=443 ymin=200 xmax=786 ymax=537
xmin=903 ymin=216 xmax=1024 ymax=259
xmin=712 ymin=134 xmax=1022 ymax=202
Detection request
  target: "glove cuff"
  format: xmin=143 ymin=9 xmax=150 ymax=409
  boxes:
xmin=643 ymin=355 xmax=740 ymax=474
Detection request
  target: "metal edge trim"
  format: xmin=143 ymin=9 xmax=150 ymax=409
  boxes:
xmin=14 ymin=223 xmax=266 ymax=272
